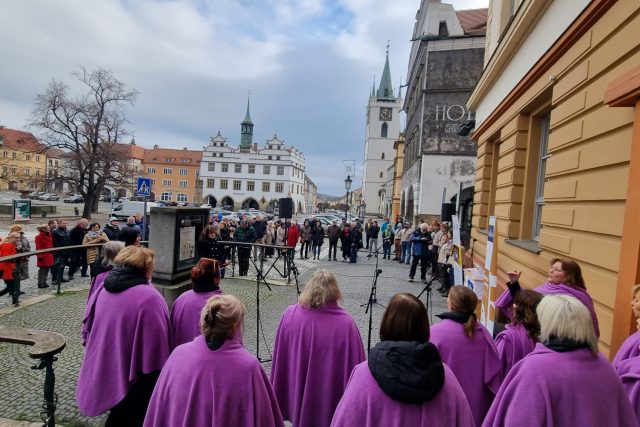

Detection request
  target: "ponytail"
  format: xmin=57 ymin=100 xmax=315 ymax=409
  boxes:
xmin=463 ymin=312 xmax=477 ymax=338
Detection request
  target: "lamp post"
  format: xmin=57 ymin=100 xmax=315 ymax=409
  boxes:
xmin=344 ymin=175 xmax=352 ymax=221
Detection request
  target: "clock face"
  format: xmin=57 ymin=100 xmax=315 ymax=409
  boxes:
xmin=379 ymin=107 xmax=392 ymax=121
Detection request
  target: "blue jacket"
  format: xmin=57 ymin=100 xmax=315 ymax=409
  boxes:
xmin=410 ymin=229 xmax=432 ymax=256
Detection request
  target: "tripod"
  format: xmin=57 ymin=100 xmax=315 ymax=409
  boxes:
xmin=247 ymin=243 xmax=273 ymax=363
xmin=417 ymin=272 xmax=438 ymax=319
xmin=361 ymin=245 xmax=385 ymax=352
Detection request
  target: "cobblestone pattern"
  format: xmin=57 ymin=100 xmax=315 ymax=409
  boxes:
xmin=0 ymin=244 xmax=448 ymax=425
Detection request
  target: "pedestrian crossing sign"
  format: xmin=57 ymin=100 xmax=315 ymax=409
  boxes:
xmin=136 ymin=177 xmax=152 ymax=197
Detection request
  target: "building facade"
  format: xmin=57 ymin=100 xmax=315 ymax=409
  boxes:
xmin=304 ymin=175 xmax=318 ymax=214
xmin=143 ymin=146 xmax=202 ymax=203
xmin=200 ymin=102 xmax=306 ymax=214
xmin=362 ymin=51 xmax=403 ymax=216
xmin=0 ymin=128 xmax=47 ymax=192
xmin=467 ymin=0 xmax=640 ymax=356
xmin=402 ymin=1 xmax=486 ymax=224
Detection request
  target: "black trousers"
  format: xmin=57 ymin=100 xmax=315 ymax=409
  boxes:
xmin=53 ymin=255 xmax=68 ymax=286
xmin=300 ymin=240 xmax=310 ymax=258
xmin=69 ymin=250 xmax=87 ymax=276
xmin=409 ymin=253 xmax=430 ymax=280
xmin=328 ymin=241 xmax=338 ymax=259
xmin=0 ymin=279 xmax=19 ymax=304
xmin=238 ymin=247 xmax=251 ymax=276
xmin=106 ymin=371 xmax=160 ymax=427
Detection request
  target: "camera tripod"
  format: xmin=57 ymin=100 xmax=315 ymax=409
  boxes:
xmin=361 ymin=245 xmax=385 ymax=352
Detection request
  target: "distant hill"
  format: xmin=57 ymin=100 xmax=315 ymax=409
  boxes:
xmin=317 ymin=193 xmax=342 ymax=201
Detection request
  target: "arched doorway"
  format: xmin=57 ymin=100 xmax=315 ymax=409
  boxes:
xmin=406 ymin=187 xmax=415 ymax=224
xmin=241 ymin=198 xmax=259 ymax=210
xmin=206 ymin=195 xmax=218 ymax=208
xmin=297 ymin=201 xmax=303 ymax=215
xmin=221 ymin=196 xmax=234 ymax=211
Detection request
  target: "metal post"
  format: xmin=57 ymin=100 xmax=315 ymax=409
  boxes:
xmin=33 ymin=355 xmax=58 ymax=427
xmin=143 ymin=197 xmax=148 ymax=241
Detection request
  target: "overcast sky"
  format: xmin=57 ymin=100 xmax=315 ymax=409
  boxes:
xmin=0 ymin=0 xmax=488 ymax=196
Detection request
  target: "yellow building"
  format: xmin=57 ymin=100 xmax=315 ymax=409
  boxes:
xmin=143 ymin=146 xmax=202 ymax=204
xmin=391 ymin=133 xmax=405 ymax=222
xmin=467 ymin=0 xmax=640 ymax=356
xmin=0 ymin=127 xmax=47 ymax=191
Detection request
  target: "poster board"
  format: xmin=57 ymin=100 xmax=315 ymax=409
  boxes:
xmin=451 ymin=215 xmax=463 ymax=286
xmin=12 ymin=199 xmax=31 ymax=221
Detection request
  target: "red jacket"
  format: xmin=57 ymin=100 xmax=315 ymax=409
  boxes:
xmin=35 ymin=231 xmax=54 ymax=268
xmin=0 ymin=241 xmax=17 ymax=280
xmin=287 ymin=224 xmax=300 ymax=247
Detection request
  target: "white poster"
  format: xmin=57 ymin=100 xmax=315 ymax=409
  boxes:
xmin=453 ymin=265 xmax=463 ymax=286
xmin=179 ymin=226 xmax=196 ymax=261
xmin=451 ymin=214 xmax=461 ymax=246
xmin=484 ymin=216 xmax=496 ymax=271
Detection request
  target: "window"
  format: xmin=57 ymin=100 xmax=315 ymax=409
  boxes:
xmin=222 ymin=163 xmax=229 ymax=172
xmin=277 ymin=166 xmax=284 ymax=175
xmin=10 ymin=168 xmax=16 ymax=174
xmin=277 ymin=156 xmax=281 ymax=160
xmin=381 ymin=122 xmax=388 ymax=138
xmin=275 ymin=183 xmax=283 ymax=193
xmin=532 ymin=114 xmax=551 ymax=241
xmin=179 ymin=180 xmax=188 ymax=188
xmin=36 ymin=155 xmax=40 ymax=162
xmin=264 ymin=165 xmax=270 ymax=174
xmin=163 ymin=168 xmax=172 ymax=174
xmin=55 ymin=160 xmax=59 ymax=167
xmin=35 ymin=170 xmax=40 ymax=176
xmin=163 ymin=179 xmax=172 ymax=186
xmin=262 ymin=182 xmax=270 ymax=192
xmin=4 ymin=152 xmax=9 ymax=158
xmin=181 ymin=159 xmax=189 ymax=163
xmin=177 ymin=194 xmax=188 ymax=202
xmin=379 ymin=172 xmax=383 ymax=178
xmin=233 ymin=180 xmax=241 ymax=190
xmin=247 ymin=181 xmax=255 ymax=191
xmin=26 ymin=155 xmax=31 ymax=161
xmin=268 ymin=155 xmax=272 ymax=160
xmin=12 ymin=152 xmax=16 ymax=159
xmin=235 ymin=164 xmax=242 ymax=173
xmin=24 ymin=169 xmax=30 ymax=176
xmin=381 ymin=152 xmax=385 ymax=160
xmin=220 ymin=179 xmax=228 ymax=189
xmin=161 ymin=192 xmax=172 ymax=201
xmin=220 ymin=153 xmax=224 ymax=157
xmin=248 ymin=165 xmax=255 ymax=174
xmin=147 ymin=167 xmax=156 ymax=174
xmin=207 ymin=178 xmax=215 ymax=188
xmin=208 ymin=163 xmax=215 ymax=172
xmin=179 ymin=168 xmax=188 ymax=175
xmin=150 ymin=179 xmax=156 ymax=185
xmin=438 ymin=21 xmax=449 ymax=36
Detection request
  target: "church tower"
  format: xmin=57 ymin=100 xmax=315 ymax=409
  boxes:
xmin=240 ymin=95 xmax=253 ymax=153
xmin=362 ymin=47 xmax=403 ymax=216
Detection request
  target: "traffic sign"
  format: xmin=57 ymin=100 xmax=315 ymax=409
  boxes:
xmin=136 ymin=177 xmax=152 ymax=197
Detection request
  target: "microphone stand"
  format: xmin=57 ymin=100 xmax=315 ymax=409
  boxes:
xmin=361 ymin=245 xmax=385 ymax=352
xmin=417 ymin=273 xmax=438 ymax=319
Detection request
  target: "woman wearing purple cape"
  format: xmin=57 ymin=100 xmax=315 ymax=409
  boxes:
xmin=484 ymin=294 xmax=637 ymax=427
xmin=496 ymin=258 xmax=600 ymax=337
xmin=143 ymin=294 xmax=283 ymax=427
xmin=170 ymin=257 xmax=223 ymax=349
xmin=331 ymin=293 xmax=474 ymax=427
xmin=271 ymin=269 xmax=365 ymax=427
xmin=76 ymin=246 xmax=171 ymax=426
xmin=613 ymin=284 xmax=640 ymax=423
xmin=430 ymin=286 xmax=503 ymax=427
xmin=494 ymin=289 xmax=542 ymax=375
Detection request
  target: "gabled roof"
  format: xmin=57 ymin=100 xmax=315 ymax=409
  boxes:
xmin=143 ymin=147 xmax=202 ymax=165
xmin=377 ymin=53 xmax=395 ymax=101
xmin=456 ymin=9 xmax=488 ymax=35
xmin=0 ymin=127 xmax=45 ymax=152
xmin=127 ymin=143 xmax=146 ymax=160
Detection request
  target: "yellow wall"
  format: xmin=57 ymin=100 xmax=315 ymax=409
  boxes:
xmin=0 ymin=148 xmax=47 ymax=191
xmin=471 ymin=0 xmax=640 ymax=355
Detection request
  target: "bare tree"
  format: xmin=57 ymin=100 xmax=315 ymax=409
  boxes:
xmin=29 ymin=67 xmax=138 ymax=218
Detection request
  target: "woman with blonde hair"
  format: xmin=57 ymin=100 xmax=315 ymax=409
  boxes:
xmin=83 ymin=222 xmax=109 ymax=266
xmin=34 ymin=224 xmax=54 ymax=288
xmin=332 ymin=293 xmax=473 ymax=426
xmin=430 ymin=286 xmax=502 ymax=427
xmin=271 ymin=269 xmax=365 ymax=427
xmin=170 ymin=258 xmax=223 ymax=348
xmin=77 ymin=246 xmax=171 ymax=426
xmin=484 ymin=295 xmax=637 ymax=426
xmin=496 ymin=258 xmax=600 ymax=337
xmin=10 ymin=224 xmax=30 ymax=281
xmin=144 ymin=294 xmax=283 ymax=426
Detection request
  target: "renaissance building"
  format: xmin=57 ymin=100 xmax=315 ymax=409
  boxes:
xmin=200 ymin=100 xmax=306 ymax=214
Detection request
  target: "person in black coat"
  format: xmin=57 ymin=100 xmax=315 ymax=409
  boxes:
xmin=69 ymin=218 xmax=89 ymax=279
xmin=103 ymin=218 xmax=120 ymax=241
xmin=310 ymin=220 xmax=325 ymax=260
xmin=197 ymin=224 xmax=227 ymax=278
xmin=339 ymin=224 xmax=351 ymax=262
xmin=350 ymin=223 xmax=362 ymax=264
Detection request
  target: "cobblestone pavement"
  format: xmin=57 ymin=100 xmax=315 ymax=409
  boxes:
xmin=0 ymin=243 xmax=448 ymax=426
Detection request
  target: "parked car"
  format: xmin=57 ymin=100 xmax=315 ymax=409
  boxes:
xmin=27 ymin=191 xmax=46 ymax=199
xmin=63 ymin=194 xmax=84 ymax=203
xmin=111 ymin=200 xmax=159 ymax=220
xmin=199 ymin=203 xmax=212 ymax=209
xmin=39 ymin=193 xmax=60 ymax=201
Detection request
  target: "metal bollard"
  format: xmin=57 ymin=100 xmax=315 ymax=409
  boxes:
xmin=74 ymin=207 xmax=79 ymax=216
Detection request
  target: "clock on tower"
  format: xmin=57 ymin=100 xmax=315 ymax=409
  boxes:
xmin=379 ymin=107 xmax=392 ymax=121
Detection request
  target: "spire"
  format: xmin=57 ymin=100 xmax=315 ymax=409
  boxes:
xmin=376 ymin=42 xmax=395 ymax=101
xmin=371 ymin=75 xmax=376 ymax=98
xmin=242 ymin=91 xmax=253 ymax=124
xmin=240 ymin=91 xmax=254 ymax=151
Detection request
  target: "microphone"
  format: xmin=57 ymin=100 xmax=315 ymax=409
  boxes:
xmin=376 ymin=269 xmax=382 ymax=275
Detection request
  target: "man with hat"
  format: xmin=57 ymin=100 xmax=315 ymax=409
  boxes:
xmin=103 ymin=217 xmax=120 ymax=241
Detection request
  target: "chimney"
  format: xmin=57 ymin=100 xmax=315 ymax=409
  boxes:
xmin=183 ymin=147 xmax=188 ymax=150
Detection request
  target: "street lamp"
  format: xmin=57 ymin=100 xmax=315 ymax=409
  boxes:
xmin=344 ymin=175 xmax=352 ymax=221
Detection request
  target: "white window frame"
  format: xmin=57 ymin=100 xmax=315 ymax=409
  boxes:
xmin=163 ymin=168 xmax=172 ymax=174
xmin=532 ymin=114 xmax=551 ymax=241
xmin=207 ymin=178 xmax=215 ymax=188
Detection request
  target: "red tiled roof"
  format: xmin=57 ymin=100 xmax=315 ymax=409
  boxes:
xmin=456 ymin=9 xmax=488 ymax=36
xmin=128 ymin=144 xmax=146 ymax=160
xmin=0 ymin=127 xmax=46 ymax=153
xmin=143 ymin=147 xmax=202 ymax=165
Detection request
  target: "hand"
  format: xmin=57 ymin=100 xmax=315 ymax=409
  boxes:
xmin=507 ymin=270 xmax=522 ymax=283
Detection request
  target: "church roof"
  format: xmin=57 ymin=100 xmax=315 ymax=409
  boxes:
xmin=376 ymin=52 xmax=395 ymax=101
xmin=242 ymin=96 xmax=253 ymax=124
xmin=456 ymin=9 xmax=487 ymax=35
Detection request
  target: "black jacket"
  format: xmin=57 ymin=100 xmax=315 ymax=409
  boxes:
xmin=197 ymin=236 xmax=223 ymax=261
xmin=252 ymin=220 xmax=267 ymax=239
xmin=369 ymin=340 xmax=445 ymax=404
xmin=102 ymin=224 xmax=120 ymax=241
xmin=310 ymin=226 xmax=325 ymax=245
xmin=69 ymin=225 xmax=87 ymax=246
xmin=52 ymin=226 xmax=70 ymax=248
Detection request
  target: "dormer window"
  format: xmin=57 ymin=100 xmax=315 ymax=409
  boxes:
xmin=439 ymin=21 xmax=448 ymax=36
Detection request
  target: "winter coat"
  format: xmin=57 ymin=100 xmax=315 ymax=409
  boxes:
xmin=327 ymin=225 xmax=341 ymax=243
xmin=35 ymin=231 xmax=54 ymax=268
xmin=410 ymin=230 xmax=432 ymax=256
xmin=340 ymin=228 xmax=351 ymax=247
xmin=197 ymin=236 xmax=223 ymax=262
xmin=300 ymin=226 xmax=311 ymax=243
xmin=0 ymin=241 xmax=18 ymax=280
xmin=102 ymin=224 xmax=120 ymax=241
xmin=369 ymin=225 xmax=380 ymax=239
xmin=287 ymin=225 xmax=300 ymax=247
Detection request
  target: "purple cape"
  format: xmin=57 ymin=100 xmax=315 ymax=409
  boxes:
xmin=430 ymin=319 xmax=503 ymax=427
xmin=614 ymin=331 xmax=640 ymax=369
xmin=483 ymin=343 xmax=637 ymax=427
xmin=81 ymin=271 xmax=110 ymax=346
xmin=615 ymin=355 xmax=640 ymax=424
xmin=330 ymin=362 xmax=474 ymax=427
xmin=494 ymin=323 xmax=536 ymax=376
xmin=270 ymin=302 xmax=365 ymax=427
xmin=495 ymin=282 xmax=600 ymax=337
xmin=143 ymin=335 xmax=283 ymax=427
xmin=76 ymin=283 xmax=172 ymax=417
xmin=87 ymin=270 xmax=110 ymax=302
xmin=170 ymin=288 xmax=223 ymax=349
